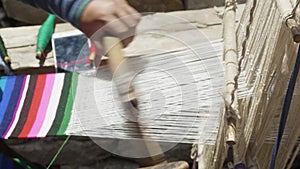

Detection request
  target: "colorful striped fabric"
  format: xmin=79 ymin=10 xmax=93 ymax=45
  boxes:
xmin=0 ymin=73 xmax=78 ymax=139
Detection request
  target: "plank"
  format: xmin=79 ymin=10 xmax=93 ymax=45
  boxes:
xmin=0 ymin=4 xmax=245 ymax=72
xmin=0 ymin=23 xmax=75 ymax=69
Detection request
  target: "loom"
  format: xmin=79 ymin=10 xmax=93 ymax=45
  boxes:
xmin=214 ymin=0 xmax=300 ymax=169
xmin=0 ymin=37 xmax=252 ymax=165
xmin=1 ymin=0 xmax=300 ymax=168
xmin=0 ymin=41 xmax=246 ymax=141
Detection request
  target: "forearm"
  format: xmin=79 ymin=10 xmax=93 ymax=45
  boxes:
xmin=17 ymin=0 xmax=91 ymax=29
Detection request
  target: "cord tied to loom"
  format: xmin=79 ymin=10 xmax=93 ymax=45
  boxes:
xmin=190 ymin=143 xmax=198 ymax=169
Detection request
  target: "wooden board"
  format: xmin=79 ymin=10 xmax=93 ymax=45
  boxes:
xmin=0 ymin=23 xmax=75 ymax=71
xmin=0 ymin=4 xmax=245 ymax=73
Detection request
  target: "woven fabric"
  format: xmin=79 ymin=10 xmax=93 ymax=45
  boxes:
xmin=0 ymin=73 xmax=78 ymax=139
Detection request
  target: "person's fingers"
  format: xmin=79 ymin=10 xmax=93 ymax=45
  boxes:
xmin=104 ymin=15 xmax=130 ymax=37
xmin=80 ymin=0 xmax=141 ymax=48
xmin=125 ymin=5 xmax=141 ymax=21
xmin=115 ymin=5 xmax=140 ymax=28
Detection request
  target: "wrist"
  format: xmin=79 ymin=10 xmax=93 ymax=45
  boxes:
xmin=75 ymin=0 xmax=92 ymax=29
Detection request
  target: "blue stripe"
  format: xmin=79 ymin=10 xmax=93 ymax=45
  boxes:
xmin=0 ymin=77 xmax=8 ymax=102
xmin=0 ymin=76 xmax=16 ymax=125
xmin=0 ymin=76 xmax=24 ymax=137
xmin=0 ymin=76 xmax=8 ymax=111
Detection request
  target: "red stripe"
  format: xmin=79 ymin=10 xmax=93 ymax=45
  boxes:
xmin=18 ymin=74 xmax=47 ymax=138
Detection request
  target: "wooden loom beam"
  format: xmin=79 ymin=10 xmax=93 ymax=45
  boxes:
xmin=223 ymin=0 xmax=238 ymax=142
xmin=223 ymin=0 xmax=240 ymax=167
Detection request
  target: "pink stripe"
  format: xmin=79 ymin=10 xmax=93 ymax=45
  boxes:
xmin=3 ymin=76 xmax=27 ymax=137
xmin=28 ymin=74 xmax=55 ymax=137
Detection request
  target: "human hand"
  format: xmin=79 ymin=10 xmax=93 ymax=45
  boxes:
xmin=80 ymin=0 xmax=141 ymax=47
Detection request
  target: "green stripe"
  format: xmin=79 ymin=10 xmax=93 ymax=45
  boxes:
xmin=48 ymin=73 xmax=72 ymax=135
xmin=57 ymin=73 xmax=78 ymax=135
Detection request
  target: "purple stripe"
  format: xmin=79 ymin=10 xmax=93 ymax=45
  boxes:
xmin=3 ymin=76 xmax=27 ymax=137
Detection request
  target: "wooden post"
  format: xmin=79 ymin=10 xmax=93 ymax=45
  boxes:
xmin=223 ymin=0 xmax=238 ymax=145
xmin=223 ymin=0 xmax=242 ymax=167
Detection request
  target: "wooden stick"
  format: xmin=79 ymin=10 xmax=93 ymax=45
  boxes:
xmin=103 ymin=36 xmax=166 ymax=166
xmin=103 ymin=36 xmax=137 ymax=103
xmin=223 ymin=0 xmax=238 ymax=144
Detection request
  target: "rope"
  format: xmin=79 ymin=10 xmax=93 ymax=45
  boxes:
xmin=56 ymin=57 xmax=91 ymax=67
xmin=291 ymin=0 xmax=300 ymax=18
xmin=47 ymin=135 xmax=71 ymax=169
xmin=269 ymin=44 xmax=300 ymax=169
xmin=229 ymin=0 xmax=257 ymax=116
xmin=191 ymin=143 xmax=198 ymax=169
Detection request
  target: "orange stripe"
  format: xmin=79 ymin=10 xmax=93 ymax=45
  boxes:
xmin=18 ymin=74 xmax=47 ymax=138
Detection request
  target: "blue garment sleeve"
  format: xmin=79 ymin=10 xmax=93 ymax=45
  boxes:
xmin=17 ymin=0 xmax=91 ymax=29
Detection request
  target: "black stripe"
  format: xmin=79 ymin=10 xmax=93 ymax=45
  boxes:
xmin=47 ymin=73 xmax=72 ymax=136
xmin=10 ymin=75 xmax=37 ymax=138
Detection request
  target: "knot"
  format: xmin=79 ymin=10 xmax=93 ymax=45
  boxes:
xmin=283 ymin=13 xmax=294 ymax=28
xmin=226 ymin=104 xmax=241 ymax=119
xmin=190 ymin=144 xmax=198 ymax=159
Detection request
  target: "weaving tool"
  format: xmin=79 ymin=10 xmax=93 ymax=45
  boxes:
xmin=103 ymin=36 xmax=164 ymax=166
xmin=103 ymin=36 xmax=189 ymax=169
xmin=36 ymin=14 xmax=56 ymax=65
xmin=103 ymin=36 xmax=139 ymax=112
xmin=0 ymin=35 xmax=13 ymax=75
